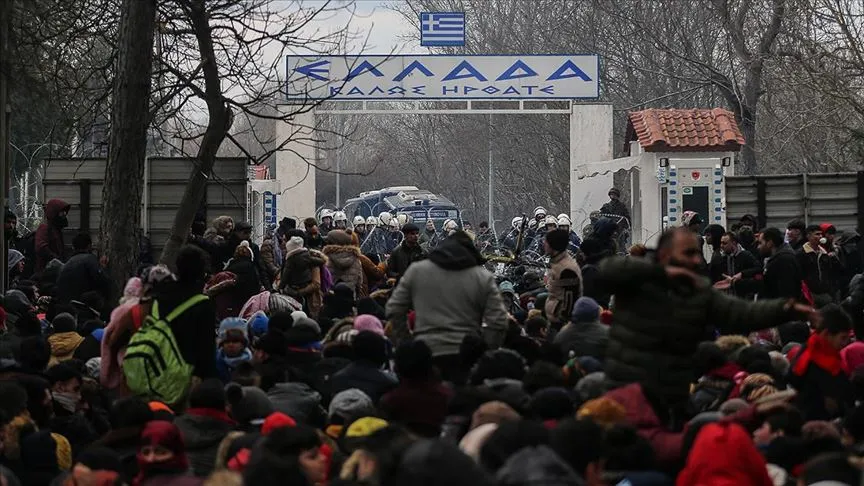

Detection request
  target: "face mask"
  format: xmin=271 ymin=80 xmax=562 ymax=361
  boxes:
xmin=820 ymin=237 xmax=828 ymax=245
xmin=52 ymin=391 xmax=80 ymax=414
xmin=54 ymin=214 xmax=69 ymax=229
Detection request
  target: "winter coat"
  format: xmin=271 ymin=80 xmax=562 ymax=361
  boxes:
xmin=259 ymin=237 xmax=280 ymax=288
xmin=73 ymin=333 xmax=101 ymax=362
xmin=152 ymin=281 xmax=217 ymax=379
xmin=174 ymin=409 xmax=236 ymax=477
xmin=676 ymin=422 xmax=773 ymax=486
xmin=54 ymin=251 xmax=111 ymax=304
xmin=359 ymin=253 xmax=385 ymax=294
xmin=279 ymin=248 xmax=327 ymax=300
xmin=47 ymin=332 xmax=84 ymax=366
xmin=759 ymin=248 xmax=803 ymax=301
xmin=789 ymin=334 xmax=854 ymax=421
xmin=553 ymin=318 xmax=609 ymax=360
xmin=322 ymin=244 xmax=365 ymax=298
xmin=386 ymin=242 xmax=427 ymax=280
xmin=266 ymin=382 xmax=326 ymax=426
xmin=225 ymin=256 xmax=261 ymax=307
xmin=600 ymin=199 xmax=630 ymax=221
xmin=605 ymin=383 xmax=686 ymax=467
xmin=380 ymin=379 xmax=453 ymax=438
xmin=329 ymin=362 xmax=398 ymax=404
xmin=708 ymin=246 xmax=761 ymax=298
xmin=545 ymin=252 xmax=583 ymax=325
xmin=34 ymin=199 xmax=70 ymax=272
xmin=797 ymin=242 xmax=841 ymax=300
xmin=598 ymin=256 xmax=798 ymax=406
xmin=386 ymin=236 xmax=509 ymax=357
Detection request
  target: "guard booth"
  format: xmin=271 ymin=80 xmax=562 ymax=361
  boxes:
xmin=572 ymin=108 xmax=744 ymax=246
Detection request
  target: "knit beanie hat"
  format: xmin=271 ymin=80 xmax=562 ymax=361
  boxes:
xmin=234 ymin=240 xmax=254 ymax=261
xmin=261 ymin=412 xmax=297 ymax=436
xmin=7 ymin=250 xmax=23 ymax=271
xmin=575 ymin=372 xmax=607 ymax=402
xmin=470 ymin=401 xmax=520 ymax=430
xmin=247 ymin=311 xmax=269 ymax=340
xmin=292 ymin=315 xmax=321 ymax=335
xmin=353 ymin=315 xmax=384 ymax=336
xmin=218 ymin=317 xmax=248 ymax=345
xmin=356 ymin=298 xmax=385 ymax=320
xmin=325 ymin=230 xmax=352 ymax=246
xmin=52 ymin=313 xmax=77 ymax=333
xmin=285 ymin=236 xmax=304 ymax=255
xmin=345 ymin=417 xmax=388 ymax=438
xmin=571 ymin=297 xmax=600 ymax=322
xmin=225 ymin=384 xmax=275 ymax=425
xmin=577 ymin=397 xmax=627 ymax=428
xmin=329 ymin=388 xmax=375 ymax=422
xmin=719 ymin=398 xmax=749 ymax=416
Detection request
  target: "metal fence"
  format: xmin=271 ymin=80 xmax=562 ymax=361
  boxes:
xmin=42 ymin=157 xmax=248 ymax=256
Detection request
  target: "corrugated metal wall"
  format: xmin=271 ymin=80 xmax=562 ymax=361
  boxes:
xmin=42 ymin=157 xmax=248 ymax=256
xmin=725 ymin=172 xmax=864 ymax=231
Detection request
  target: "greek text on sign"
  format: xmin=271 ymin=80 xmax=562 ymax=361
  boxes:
xmin=285 ymin=55 xmax=600 ymax=100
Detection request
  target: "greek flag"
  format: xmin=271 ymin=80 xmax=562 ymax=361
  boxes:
xmin=420 ymin=12 xmax=465 ymax=47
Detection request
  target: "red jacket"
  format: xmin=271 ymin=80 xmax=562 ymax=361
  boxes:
xmin=35 ymin=198 xmax=70 ymax=272
xmin=677 ymin=422 xmax=773 ymax=486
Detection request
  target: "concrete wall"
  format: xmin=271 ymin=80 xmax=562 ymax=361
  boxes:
xmin=569 ymin=104 xmax=614 ymax=229
xmin=274 ymin=106 xmax=317 ymax=223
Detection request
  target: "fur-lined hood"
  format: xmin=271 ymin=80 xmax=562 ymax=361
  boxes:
xmin=322 ymin=244 xmax=361 ymax=270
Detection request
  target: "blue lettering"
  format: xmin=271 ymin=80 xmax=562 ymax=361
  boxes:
xmin=368 ymin=86 xmax=386 ymax=95
xmin=347 ymin=86 xmax=364 ymax=96
xmin=442 ymin=61 xmax=488 ymax=82
xmin=496 ymin=60 xmax=538 ymax=81
xmin=388 ymin=86 xmax=406 ymax=95
xmin=393 ymin=60 xmax=434 ymax=82
xmin=411 ymin=85 xmax=426 ymax=95
xmin=524 ymin=85 xmax=537 ymax=94
xmin=546 ymin=60 xmax=592 ymax=82
xmin=442 ymin=85 xmax=459 ymax=95
xmin=482 ymin=86 xmax=500 ymax=95
xmin=329 ymin=86 xmax=342 ymax=96
xmin=463 ymin=86 xmax=478 ymax=95
xmin=540 ymin=86 xmax=555 ymax=95
xmin=346 ymin=60 xmax=384 ymax=80
xmin=502 ymin=86 xmax=520 ymax=95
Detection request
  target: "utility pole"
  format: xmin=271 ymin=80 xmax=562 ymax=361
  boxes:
xmin=487 ymin=113 xmax=494 ymax=234
xmin=0 ymin=0 xmax=10 ymax=291
xmin=335 ymin=151 xmax=341 ymax=208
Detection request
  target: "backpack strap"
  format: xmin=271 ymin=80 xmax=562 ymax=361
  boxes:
xmin=165 ymin=294 xmax=209 ymax=323
xmin=131 ymin=304 xmax=143 ymax=331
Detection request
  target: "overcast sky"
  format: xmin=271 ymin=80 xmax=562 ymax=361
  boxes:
xmin=293 ymin=1 xmax=425 ymax=55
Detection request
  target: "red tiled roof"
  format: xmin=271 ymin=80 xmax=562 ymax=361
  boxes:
xmin=626 ymin=108 xmax=745 ymax=154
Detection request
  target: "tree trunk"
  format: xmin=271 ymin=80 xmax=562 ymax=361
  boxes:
xmin=739 ymin=108 xmax=758 ymax=175
xmin=159 ymin=0 xmax=231 ymax=270
xmin=100 ymin=0 xmax=156 ymax=293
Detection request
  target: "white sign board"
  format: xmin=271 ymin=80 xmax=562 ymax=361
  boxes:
xmin=285 ymin=55 xmax=600 ymax=100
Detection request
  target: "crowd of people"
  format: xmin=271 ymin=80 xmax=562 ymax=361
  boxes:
xmin=0 ymin=193 xmax=862 ymax=485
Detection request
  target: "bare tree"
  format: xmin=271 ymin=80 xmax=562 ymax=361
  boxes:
xmin=100 ymin=0 xmax=157 ymax=292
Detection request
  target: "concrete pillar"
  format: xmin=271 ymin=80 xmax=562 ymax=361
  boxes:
xmin=569 ymin=103 xmax=614 ymax=225
xmin=275 ymin=106 xmax=317 ymax=223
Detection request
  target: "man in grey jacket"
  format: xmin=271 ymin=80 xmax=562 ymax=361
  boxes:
xmin=386 ymin=231 xmax=509 ymax=383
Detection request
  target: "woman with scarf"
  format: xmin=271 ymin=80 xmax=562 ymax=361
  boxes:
xmin=789 ymin=304 xmax=855 ymax=420
xmin=134 ymin=421 xmax=201 ymax=486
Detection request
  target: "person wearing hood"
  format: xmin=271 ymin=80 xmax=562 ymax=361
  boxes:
xmin=173 ymin=379 xmax=237 ymax=477
xmin=224 ymin=241 xmax=262 ymax=315
xmin=35 ymin=199 xmax=71 ymax=273
xmin=544 ymin=229 xmax=583 ymax=328
xmin=554 ymin=297 xmax=608 ymax=360
xmin=54 ymin=233 xmax=111 ymax=306
xmin=47 ymin=313 xmax=83 ymax=366
xmin=7 ymin=249 xmax=24 ymax=286
xmin=677 ymin=422 xmax=773 ymax=486
xmin=134 ymin=421 xmax=200 ymax=486
xmin=329 ymin=331 xmax=397 ymax=405
xmin=278 ymin=236 xmax=326 ymax=318
xmin=46 ymin=362 xmax=104 ymax=457
xmin=322 ymin=230 xmax=366 ymax=299
xmin=215 ymin=318 xmax=253 ymax=383
xmin=386 ymin=230 xmax=508 ymax=383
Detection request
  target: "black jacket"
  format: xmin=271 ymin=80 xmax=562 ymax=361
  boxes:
xmin=789 ymin=359 xmax=854 ymax=421
xmin=225 ymin=256 xmax=261 ymax=304
xmin=386 ymin=243 xmax=426 ymax=279
xmin=53 ymin=252 xmax=111 ymax=304
xmin=329 ymin=362 xmax=398 ymax=404
xmin=796 ymin=243 xmax=841 ymax=299
xmin=708 ymin=248 xmax=762 ymax=298
xmin=760 ymin=248 xmax=803 ymax=301
xmin=174 ymin=411 xmax=236 ymax=477
xmin=598 ymin=256 xmax=796 ymax=406
xmin=152 ymin=281 xmax=217 ymax=379
xmin=553 ymin=319 xmax=609 ymax=360
xmin=279 ymin=249 xmax=326 ymax=292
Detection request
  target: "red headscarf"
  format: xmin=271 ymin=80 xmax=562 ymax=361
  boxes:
xmin=677 ymin=422 xmax=773 ymax=486
xmin=793 ymin=333 xmax=843 ymax=377
xmin=134 ymin=421 xmax=189 ymax=486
